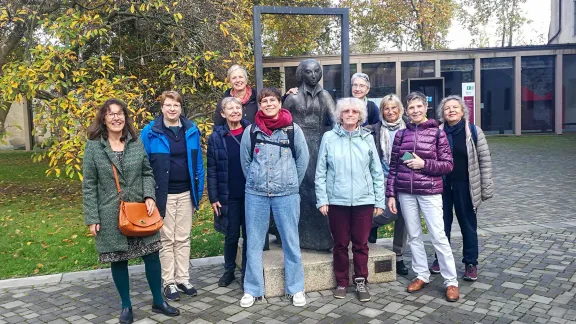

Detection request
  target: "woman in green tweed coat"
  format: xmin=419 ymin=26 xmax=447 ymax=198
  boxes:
xmin=82 ymin=98 xmax=179 ymax=324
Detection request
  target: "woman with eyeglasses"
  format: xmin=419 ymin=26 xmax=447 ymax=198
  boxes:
xmin=83 ymin=99 xmax=180 ymax=323
xmin=351 ymin=72 xmax=380 ymax=126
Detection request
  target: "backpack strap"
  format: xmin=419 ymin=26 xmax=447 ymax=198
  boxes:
xmin=249 ymin=122 xmax=297 ymax=159
xmin=470 ymin=123 xmax=478 ymax=145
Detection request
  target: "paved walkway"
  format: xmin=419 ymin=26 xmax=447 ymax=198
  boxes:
xmin=1 ymin=136 xmax=576 ymax=324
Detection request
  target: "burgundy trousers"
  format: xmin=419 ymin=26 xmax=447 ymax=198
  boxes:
xmin=328 ymin=204 xmax=374 ymax=287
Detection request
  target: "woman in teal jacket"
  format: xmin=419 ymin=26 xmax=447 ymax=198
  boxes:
xmin=315 ymin=97 xmax=385 ymax=303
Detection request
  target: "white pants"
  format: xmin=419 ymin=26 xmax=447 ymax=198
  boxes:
xmin=398 ymin=193 xmax=458 ymax=287
xmin=160 ymin=191 xmax=193 ymax=286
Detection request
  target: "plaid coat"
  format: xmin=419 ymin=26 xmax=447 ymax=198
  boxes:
xmin=82 ymin=135 xmax=159 ymax=254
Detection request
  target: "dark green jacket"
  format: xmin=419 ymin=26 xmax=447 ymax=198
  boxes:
xmin=82 ymin=135 xmax=159 ymax=254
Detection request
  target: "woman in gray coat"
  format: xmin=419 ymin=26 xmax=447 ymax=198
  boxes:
xmin=432 ymin=95 xmax=494 ymax=282
xmin=83 ymin=99 xmax=179 ymax=323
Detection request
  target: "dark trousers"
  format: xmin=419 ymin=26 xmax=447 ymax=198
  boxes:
xmin=328 ymin=204 xmax=374 ymax=287
xmin=443 ymin=178 xmax=478 ymax=266
xmin=223 ymin=198 xmax=247 ymax=275
xmin=372 ymin=198 xmax=407 ymax=261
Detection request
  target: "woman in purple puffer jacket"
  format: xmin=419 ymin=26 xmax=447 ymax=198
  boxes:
xmin=386 ymin=92 xmax=460 ymax=302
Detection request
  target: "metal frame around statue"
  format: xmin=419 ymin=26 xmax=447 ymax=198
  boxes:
xmin=252 ymin=6 xmax=350 ymax=97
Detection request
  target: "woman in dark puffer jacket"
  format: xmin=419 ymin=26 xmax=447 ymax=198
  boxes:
xmin=207 ymin=97 xmax=250 ymax=288
xmin=386 ymin=92 xmax=459 ymax=302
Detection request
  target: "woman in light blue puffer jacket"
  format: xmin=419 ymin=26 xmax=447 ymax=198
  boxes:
xmin=315 ymin=97 xmax=385 ymax=303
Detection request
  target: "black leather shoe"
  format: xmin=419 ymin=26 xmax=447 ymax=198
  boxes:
xmin=396 ymin=260 xmax=409 ymax=275
xmin=152 ymin=301 xmax=180 ymax=317
xmin=218 ymin=271 xmax=235 ymax=287
xmin=368 ymin=227 xmax=378 ymax=243
xmin=119 ymin=307 xmax=133 ymax=324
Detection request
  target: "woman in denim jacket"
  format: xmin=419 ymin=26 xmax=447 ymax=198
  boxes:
xmin=239 ymin=87 xmax=310 ymax=308
xmin=315 ymin=97 xmax=385 ymax=302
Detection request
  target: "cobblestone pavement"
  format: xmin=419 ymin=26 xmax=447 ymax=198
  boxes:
xmin=1 ymin=136 xmax=576 ymax=324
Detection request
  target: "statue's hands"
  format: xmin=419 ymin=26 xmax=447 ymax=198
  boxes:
xmin=319 ymin=205 xmax=329 ymax=217
xmin=286 ymin=87 xmax=298 ymax=95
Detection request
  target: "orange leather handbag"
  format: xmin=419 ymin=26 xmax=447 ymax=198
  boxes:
xmin=112 ymin=164 xmax=163 ymax=237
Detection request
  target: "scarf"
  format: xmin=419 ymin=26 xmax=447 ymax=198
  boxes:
xmin=231 ymin=85 xmax=253 ymax=106
xmin=443 ymin=118 xmax=465 ymax=152
xmin=380 ymin=117 xmax=406 ymax=164
xmin=254 ymin=108 xmax=293 ymax=136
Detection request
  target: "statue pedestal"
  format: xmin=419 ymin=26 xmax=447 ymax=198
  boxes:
xmin=237 ymin=239 xmax=396 ymax=297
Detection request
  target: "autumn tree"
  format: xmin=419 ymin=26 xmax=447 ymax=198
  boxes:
xmin=459 ymin=0 xmax=528 ymax=47
xmin=0 ymin=0 xmax=251 ymax=179
xmin=343 ymin=0 xmax=457 ymax=52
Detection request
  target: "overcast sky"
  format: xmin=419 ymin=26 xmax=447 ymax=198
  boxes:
xmin=447 ymin=0 xmax=551 ymax=48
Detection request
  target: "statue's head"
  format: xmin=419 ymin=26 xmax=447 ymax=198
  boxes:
xmin=296 ymin=59 xmax=322 ymax=87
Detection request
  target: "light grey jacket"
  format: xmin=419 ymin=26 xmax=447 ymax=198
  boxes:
xmin=315 ymin=124 xmax=385 ymax=209
xmin=240 ymin=123 xmax=309 ymax=197
xmin=440 ymin=122 xmax=494 ymax=209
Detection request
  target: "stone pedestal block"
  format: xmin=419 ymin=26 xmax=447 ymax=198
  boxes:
xmin=237 ymin=240 xmax=396 ymax=297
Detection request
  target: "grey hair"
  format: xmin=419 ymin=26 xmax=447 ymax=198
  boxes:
xmin=333 ymin=97 xmax=368 ymax=125
xmin=221 ymin=97 xmax=242 ymax=110
xmin=405 ymin=91 xmax=428 ymax=108
xmin=227 ymin=64 xmax=248 ymax=81
xmin=436 ymin=95 xmax=470 ymax=124
xmin=351 ymin=72 xmax=370 ymax=88
xmin=379 ymin=94 xmax=404 ymax=121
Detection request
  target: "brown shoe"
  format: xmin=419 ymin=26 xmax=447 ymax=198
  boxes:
xmin=446 ymin=285 xmax=459 ymax=302
xmin=407 ymin=279 xmax=426 ymax=293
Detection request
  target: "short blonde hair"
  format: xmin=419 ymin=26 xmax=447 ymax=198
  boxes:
xmin=227 ymin=64 xmax=248 ymax=81
xmin=333 ymin=97 xmax=367 ymax=125
xmin=379 ymin=94 xmax=405 ymax=121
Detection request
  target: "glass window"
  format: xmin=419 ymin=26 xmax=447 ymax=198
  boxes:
xmin=521 ymin=56 xmax=555 ymax=133
xmin=563 ymin=55 xmax=576 ymax=132
xmin=400 ymin=61 xmax=435 ymax=101
xmin=362 ymin=62 xmax=396 ymax=106
xmin=263 ymin=67 xmax=282 ymax=89
xmin=322 ymin=64 xmax=357 ymax=100
xmin=441 ymin=59 xmax=474 ymax=97
xmin=481 ymin=58 xmax=514 ymax=134
xmin=284 ymin=66 xmax=299 ymax=92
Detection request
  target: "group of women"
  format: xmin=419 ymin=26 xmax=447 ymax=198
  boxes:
xmin=83 ymin=64 xmax=493 ymax=322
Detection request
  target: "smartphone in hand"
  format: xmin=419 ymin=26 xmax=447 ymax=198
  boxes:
xmin=401 ymin=151 xmax=415 ymax=161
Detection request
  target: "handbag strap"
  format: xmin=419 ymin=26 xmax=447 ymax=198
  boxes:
xmin=111 ymin=163 xmax=123 ymax=197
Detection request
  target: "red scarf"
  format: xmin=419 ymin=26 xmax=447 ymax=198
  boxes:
xmin=231 ymin=85 xmax=253 ymax=105
xmin=254 ymin=108 xmax=293 ymax=136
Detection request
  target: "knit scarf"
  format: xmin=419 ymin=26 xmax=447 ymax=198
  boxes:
xmin=443 ymin=118 xmax=465 ymax=152
xmin=231 ymin=85 xmax=253 ymax=105
xmin=380 ymin=117 xmax=406 ymax=164
xmin=254 ymin=108 xmax=292 ymax=136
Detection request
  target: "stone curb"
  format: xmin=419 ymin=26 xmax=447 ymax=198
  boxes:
xmin=0 ymin=255 xmax=223 ymax=289
xmin=2 ymin=221 xmax=574 ymax=290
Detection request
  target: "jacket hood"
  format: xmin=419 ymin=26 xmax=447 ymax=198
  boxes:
xmin=150 ymin=114 xmax=197 ymax=134
xmin=406 ymin=118 xmax=438 ymax=131
xmin=215 ymin=119 xmax=250 ymax=136
xmin=332 ymin=123 xmax=372 ymax=139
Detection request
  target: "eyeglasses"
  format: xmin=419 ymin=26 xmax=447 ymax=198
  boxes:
xmin=352 ymin=83 xmax=368 ymax=89
xmin=106 ymin=112 xmax=125 ymax=119
xmin=163 ymin=104 xmax=181 ymax=109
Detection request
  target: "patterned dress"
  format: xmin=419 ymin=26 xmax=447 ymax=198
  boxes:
xmin=98 ymin=151 xmax=162 ymax=263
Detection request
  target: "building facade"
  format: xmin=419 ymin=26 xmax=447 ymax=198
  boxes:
xmin=263 ymin=44 xmax=576 ymax=135
xmin=549 ymin=0 xmax=576 ymax=45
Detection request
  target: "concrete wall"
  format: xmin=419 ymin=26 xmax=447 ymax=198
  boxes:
xmin=0 ymin=101 xmax=28 ymax=150
xmin=549 ymin=0 xmax=576 ymax=44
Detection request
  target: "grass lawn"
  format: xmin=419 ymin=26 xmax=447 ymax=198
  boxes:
xmin=0 ymin=151 xmax=223 ymax=279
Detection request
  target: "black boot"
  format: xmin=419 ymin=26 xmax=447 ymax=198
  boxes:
xmin=119 ymin=307 xmax=133 ymax=324
xmin=218 ymin=271 xmax=235 ymax=287
xmin=396 ymin=260 xmax=409 ymax=275
xmin=152 ymin=301 xmax=180 ymax=317
xmin=368 ymin=227 xmax=378 ymax=243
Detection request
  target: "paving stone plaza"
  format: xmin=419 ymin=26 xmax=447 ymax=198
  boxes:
xmin=1 ymin=137 xmax=576 ymax=323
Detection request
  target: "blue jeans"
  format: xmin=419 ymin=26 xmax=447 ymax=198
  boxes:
xmin=224 ymin=198 xmax=247 ymax=275
xmin=244 ymin=193 xmax=304 ymax=296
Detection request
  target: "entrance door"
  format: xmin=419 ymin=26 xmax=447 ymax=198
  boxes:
xmin=408 ymin=78 xmax=445 ymax=120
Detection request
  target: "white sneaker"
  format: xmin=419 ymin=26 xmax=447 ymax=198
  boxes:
xmin=292 ymin=291 xmax=306 ymax=307
xmin=240 ymin=293 xmax=256 ymax=308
